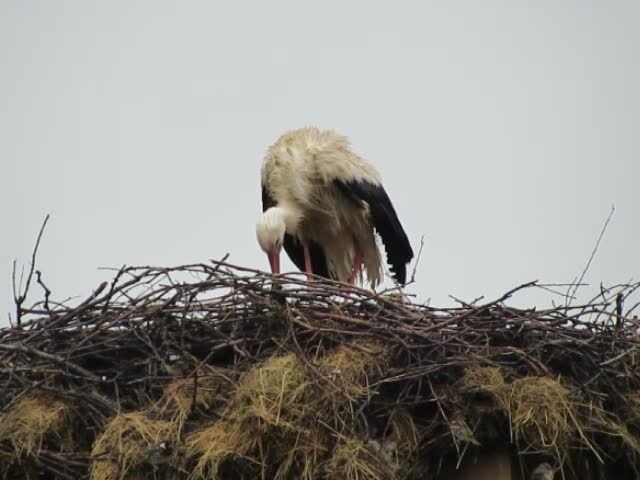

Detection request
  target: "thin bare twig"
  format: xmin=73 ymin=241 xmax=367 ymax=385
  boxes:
xmin=410 ymin=235 xmax=425 ymax=283
xmin=13 ymin=214 xmax=50 ymax=327
xmin=568 ymin=205 xmax=615 ymax=304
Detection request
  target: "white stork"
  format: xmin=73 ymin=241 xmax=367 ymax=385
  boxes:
xmin=256 ymin=127 xmax=414 ymax=287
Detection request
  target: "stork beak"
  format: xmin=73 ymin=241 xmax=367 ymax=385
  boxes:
xmin=268 ymin=251 xmax=280 ymax=274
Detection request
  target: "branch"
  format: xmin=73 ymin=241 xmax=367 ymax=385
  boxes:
xmin=0 ymin=342 xmax=99 ymax=380
xmin=13 ymin=214 xmax=50 ymax=327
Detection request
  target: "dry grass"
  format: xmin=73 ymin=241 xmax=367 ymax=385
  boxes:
xmin=505 ymin=376 xmax=576 ymax=451
xmin=318 ymin=341 xmax=389 ymax=400
xmin=459 ymin=368 xmax=595 ymax=460
xmin=0 ymin=395 xmax=67 ymax=459
xmin=153 ymin=365 xmax=236 ymax=431
xmin=326 ymin=434 xmax=397 ymax=480
xmin=386 ymin=408 xmax=420 ymax=460
xmin=90 ymin=412 xmax=177 ymax=480
xmin=185 ymin=345 xmax=394 ymax=479
xmin=186 ymin=353 xmax=316 ymax=479
xmin=186 ymin=420 xmax=259 ymax=479
xmin=270 ymin=428 xmax=328 ymax=480
xmin=459 ymin=366 xmax=506 ymax=395
xmin=233 ymin=352 xmax=312 ymax=429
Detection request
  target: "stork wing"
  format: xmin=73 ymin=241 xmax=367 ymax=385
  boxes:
xmin=283 ymin=235 xmax=331 ymax=279
xmin=261 ymin=183 xmax=331 ymax=279
xmin=334 ymin=179 xmax=413 ymax=284
xmin=261 ymin=183 xmax=276 ymax=211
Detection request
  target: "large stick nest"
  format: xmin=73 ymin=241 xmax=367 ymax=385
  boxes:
xmin=1 ymin=261 xmax=640 ymax=479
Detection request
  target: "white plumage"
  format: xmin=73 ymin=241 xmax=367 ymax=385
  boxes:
xmin=256 ymin=127 xmax=413 ymax=287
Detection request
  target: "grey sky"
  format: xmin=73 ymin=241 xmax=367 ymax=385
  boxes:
xmin=2 ymin=1 xmax=639 ymax=322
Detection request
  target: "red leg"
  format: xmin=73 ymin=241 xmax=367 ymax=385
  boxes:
xmin=303 ymin=242 xmax=314 ymax=281
xmin=348 ymin=248 xmax=364 ymax=285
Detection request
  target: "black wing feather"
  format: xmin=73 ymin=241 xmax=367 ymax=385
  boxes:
xmin=335 ymin=179 xmax=413 ymax=284
xmin=262 ymin=183 xmax=276 ymax=212
xmin=283 ymin=234 xmax=331 ymax=279
xmin=261 ymin=183 xmax=331 ymax=279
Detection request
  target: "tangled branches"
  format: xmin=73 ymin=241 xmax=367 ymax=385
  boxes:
xmin=1 ymin=261 xmax=639 ymax=479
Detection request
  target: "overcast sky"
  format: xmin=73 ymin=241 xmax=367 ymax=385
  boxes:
xmin=2 ymin=1 xmax=639 ymax=324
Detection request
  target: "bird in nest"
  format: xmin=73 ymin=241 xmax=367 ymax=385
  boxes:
xmin=163 ymin=352 xmax=193 ymax=377
xmin=142 ymin=440 xmax=172 ymax=466
xmin=530 ymin=462 xmax=554 ymax=480
xmin=257 ymin=127 xmax=414 ymax=288
xmin=449 ymin=415 xmax=481 ymax=446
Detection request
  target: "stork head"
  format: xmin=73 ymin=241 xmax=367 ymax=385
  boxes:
xmin=256 ymin=207 xmax=286 ymax=274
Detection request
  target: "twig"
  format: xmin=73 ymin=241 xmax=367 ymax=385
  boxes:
xmin=600 ymin=344 xmax=639 ymax=367
xmin=410 ymin=235 xmax=425 ymax=283
xmin=0 ymin=343 xmax=98 ymax=380
xmin=35 ymin=270 xmax=52 ymax=311
xmin=568 ymin=205 xmax=615 ymax=304
xmin=13 ymin=213 xmax=50 ymax=327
